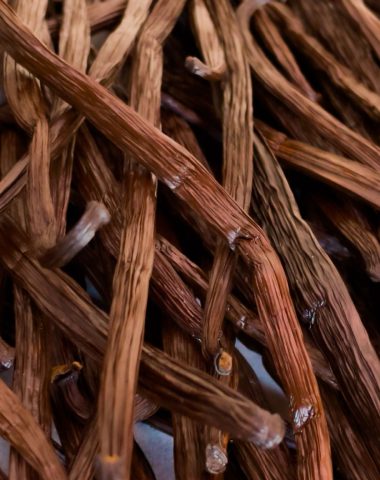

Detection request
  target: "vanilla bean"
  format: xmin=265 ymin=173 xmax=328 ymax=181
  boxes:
xmin=257 ymin=121 xmax=380 ymax=210
xmin=50 ymin=362 xmax=92 ymax=465
xmin=3 ymin=0 xmax=57 ymax=250
xmin=200 ymin=0 xmax=253 ymax=361
xmin=251 ymin=133 xmax=380 ymax=437
xmin=0 ymin=128 xmax=53 ymax=480
xmin=40 ymin=201 xmax=110 ymax=268
xmin=316 ymin=196 xmax=380 ymax=282
xmin=186 ymin=0 xmax=226 ymax=81
xmin=162 ymin=320 xmax=206 ymax=479
xmin=50 ymin=0 xmax=90 ymax=240
xmin=253 ymin=6 xmax=317 ymax=101
xmin=0 ymin=379 xmax=66 ymax=480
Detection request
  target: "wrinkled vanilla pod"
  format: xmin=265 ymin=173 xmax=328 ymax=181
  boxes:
xmin=253 ymin=6 xmax=317 ymax=101
xmin=251 ymin=133 xmax=380 ymax=439
xmin=257 ymin=121 xmax=380 ymax=210
xmin=315 ymin=195 xmax=380 ymax=282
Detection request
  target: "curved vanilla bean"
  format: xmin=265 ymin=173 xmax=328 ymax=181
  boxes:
xmin=253 ymin=7 xmax=317 ymax=101
xmin=0 ymin=129 xmax=53 ymax=480
xmin=251 ymin=133 xmax=380 ymax=437
xmin=257 ymin=121 xmax=380 ymax=210
xmin=0 ymin=8 xmax=330 ymax=479
xmin=0 ymin=379 xmax=66 ymax=480
xmin=316 ymin=196 xmax=380 ymax=282
xmin=3 ymin=0 xmax=57 ymax=250
xmin=199 ymin=0 xmax=253 ymax=363
xmin=40 ymin=201 xmax=110 ymax=268
xmin=50 ymin=362 xmax=91 ymax=465
xmin=267 ymin=3 xmax=380 ymax=122
xmin=97 ymin=161 xmax=156 ymax=479
xmin=97 ymin=3 xmax=185 ymax=477
xmin=50 ymin=0 xmax=90 ymax=240
xmin=237 ymin=0 xmax=380 ymax=170
xmin=88 ymin=0 xmax=152 ymax=85
xmin=51 ymin=363 xmax=92 ymax=423
xmin=186 ymin=0 xmax=226 ymax=81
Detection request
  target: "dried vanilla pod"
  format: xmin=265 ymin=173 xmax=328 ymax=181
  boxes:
xmin=315 ymin=195 xmax=380 ymax=282
xmin=0 ymin=127 xmax=53 ymax=479
xmin=252 ymin=6 xmax=318 ymax=101
xmin=162 ymin=320 xmax=206 ymax=479
xmin=257 ymin=121 xmax=380 ymax=209
xmin=189 ymin=0 xmax=254 ymax=470
xmin=250 ymin=133 xmax=380 ymax=436
xmin=40 ymin=201 xmax=111 ymax=268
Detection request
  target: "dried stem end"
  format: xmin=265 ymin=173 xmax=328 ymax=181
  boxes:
xmin=205 ymin=444 xmax=228 ymax=474
xmin=214 ymin=350 xmax=233 ymax=376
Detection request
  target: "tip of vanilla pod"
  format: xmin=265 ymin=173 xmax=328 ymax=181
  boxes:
xmin=214 ymin=350 xmax=233 ymax=376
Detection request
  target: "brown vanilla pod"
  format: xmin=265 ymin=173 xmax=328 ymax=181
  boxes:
xmin=257 ymin=121 xmax=380 ymax=210
xmin=162 ymin=319 xmax=206 ymax=479
xmin=250 ymin=133 xmax=380 ymax=437
xmin=253 ymin=6 xmax=318 ymax=101
xmin=315 ymin=194 xmax=380 ymax=282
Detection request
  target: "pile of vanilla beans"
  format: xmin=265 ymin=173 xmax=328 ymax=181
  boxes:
xmin=0 ymin=0 xmax=379 ymax=479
